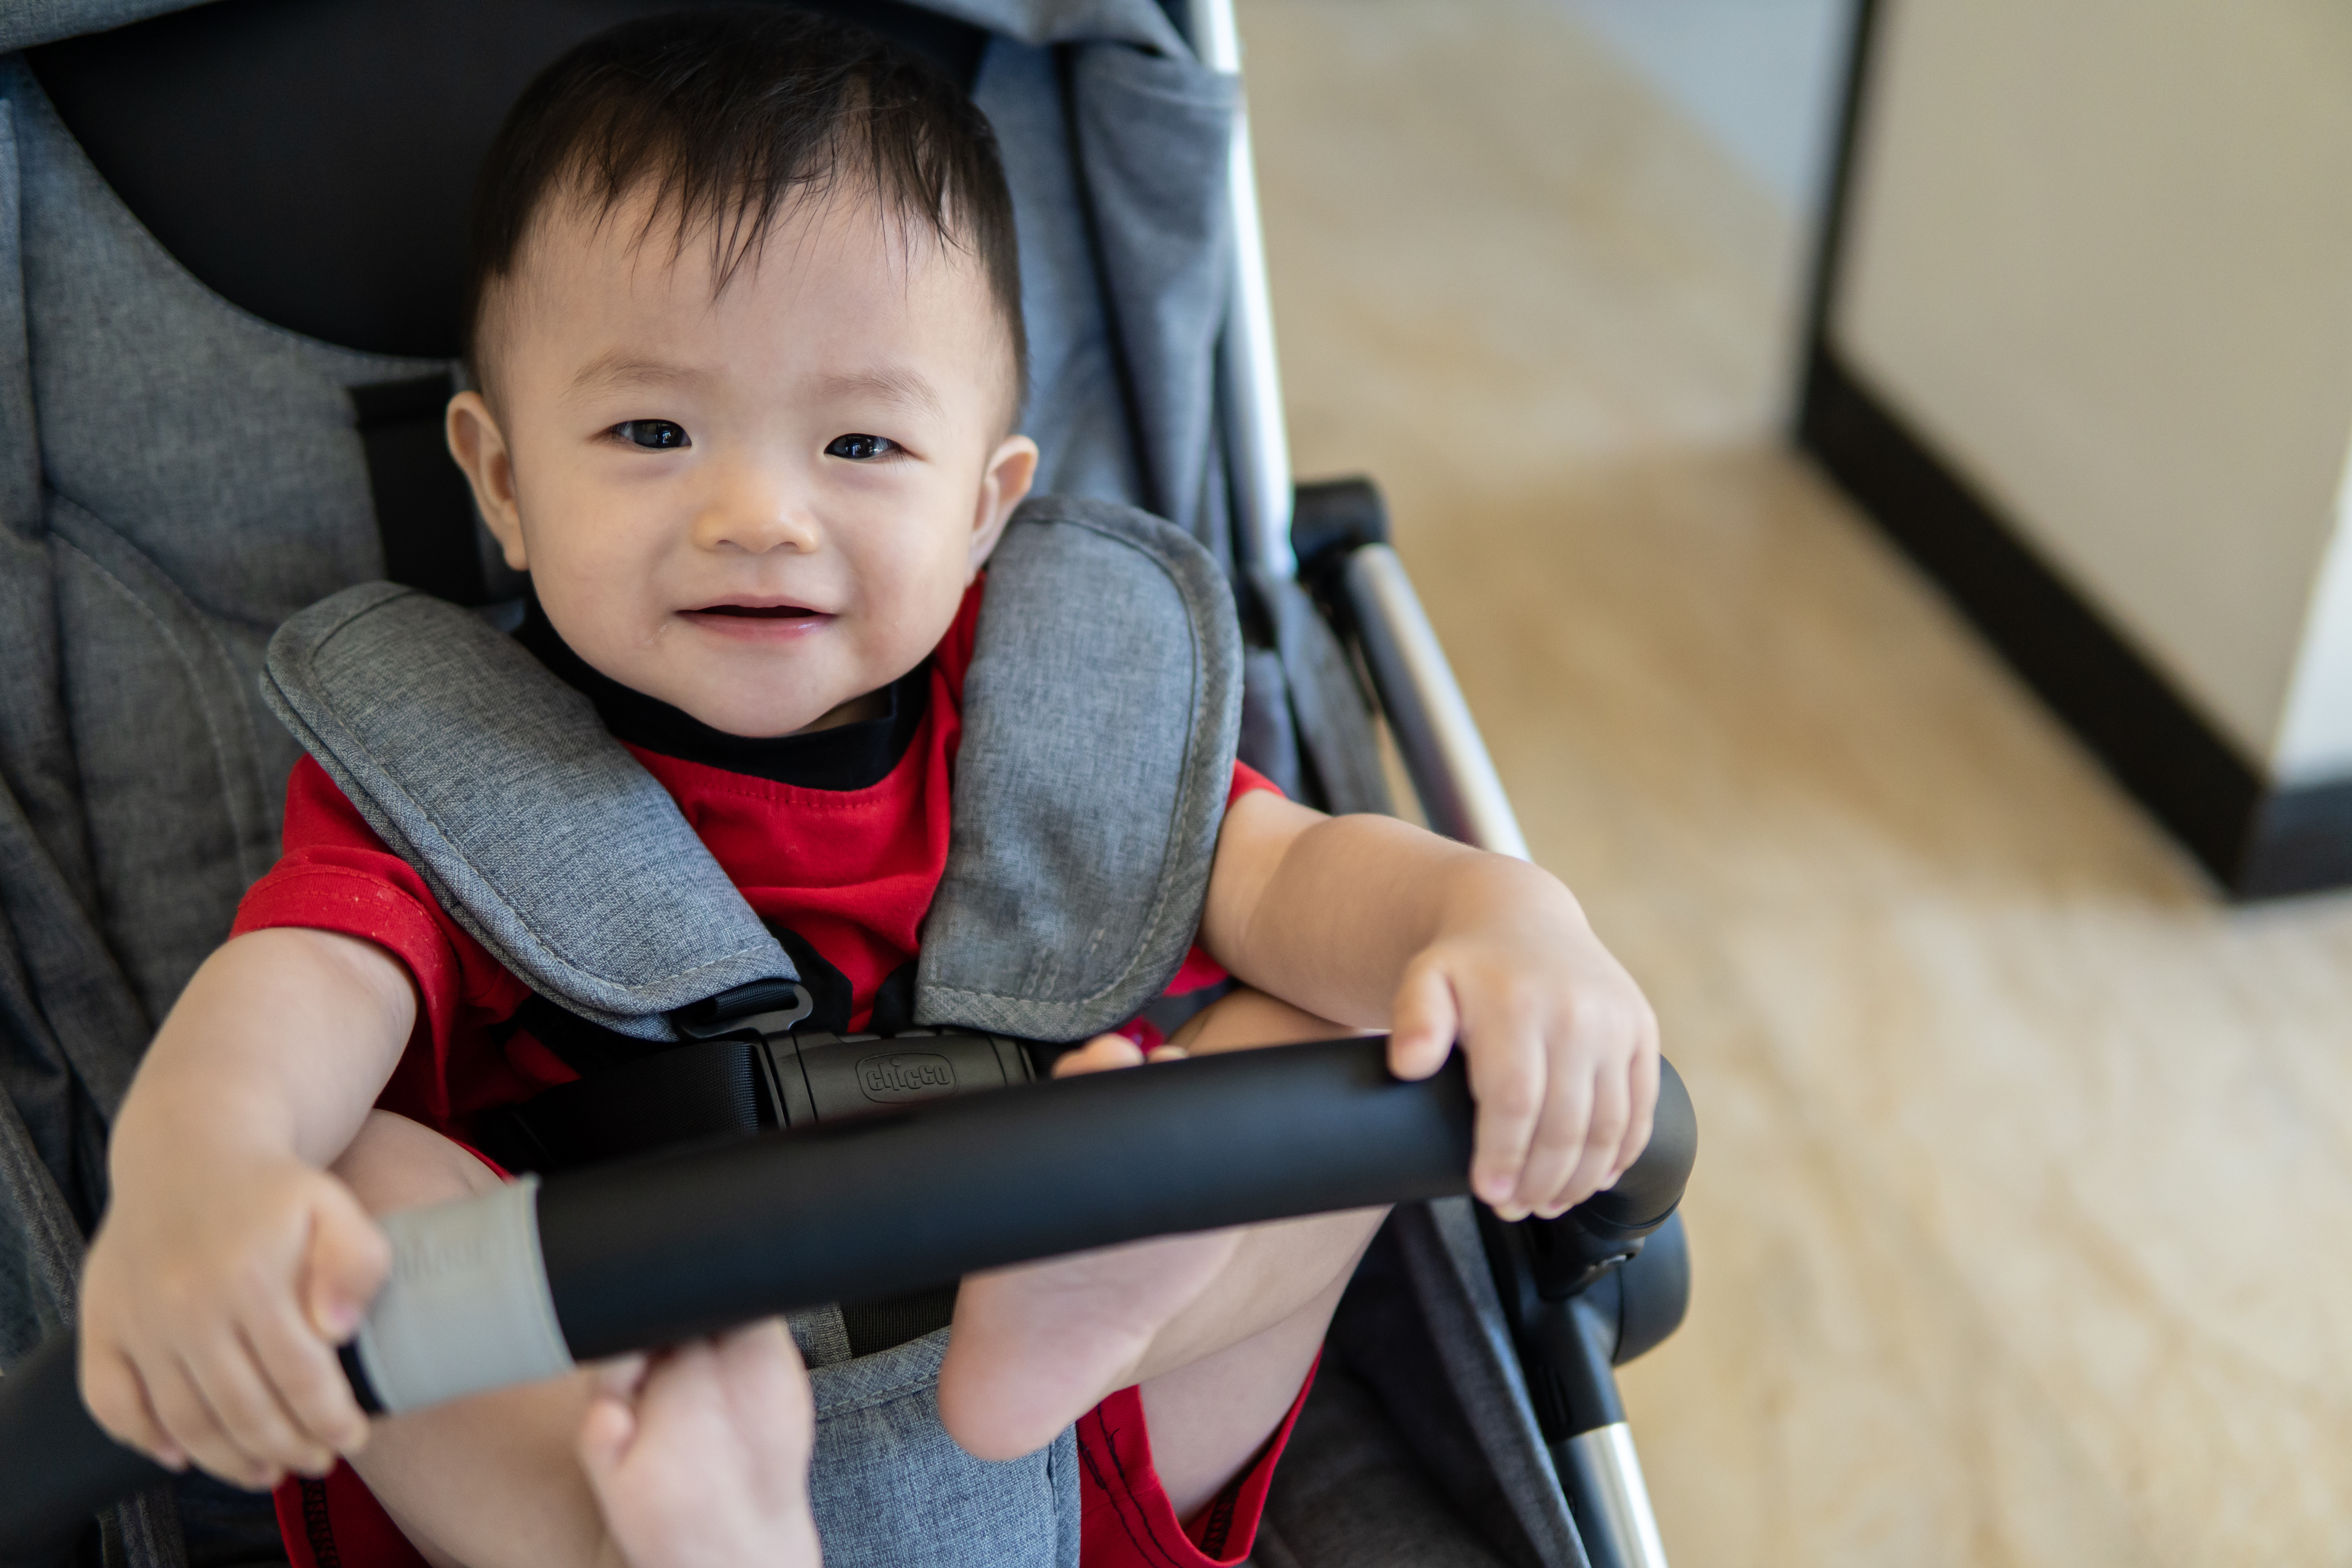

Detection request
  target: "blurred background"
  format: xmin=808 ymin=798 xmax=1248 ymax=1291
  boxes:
xmin=1234 ymin=0 xmax=2352 ymax=1563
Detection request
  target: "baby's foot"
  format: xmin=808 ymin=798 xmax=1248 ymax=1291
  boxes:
xmin=938 ymin=1228 xmax=1242 ymax=1461
xmin=935 ymin=1036 xmax=1240 ymax=1461
xmin=577 ymin=1319 xmax=822 ymax=1568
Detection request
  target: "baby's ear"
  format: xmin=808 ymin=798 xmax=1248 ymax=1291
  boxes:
xmin=968 ymin=434 xmax=1039 ymax=573
xmin=446 ymin=391 xmax=529 ymax=572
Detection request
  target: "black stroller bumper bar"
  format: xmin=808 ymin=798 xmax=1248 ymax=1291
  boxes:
xmin=0 ymin=1039 xmax=1696 ymax=1564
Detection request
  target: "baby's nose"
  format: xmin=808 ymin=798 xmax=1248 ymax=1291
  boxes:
xmin=695 ymin=488 xmax=821 ymax=555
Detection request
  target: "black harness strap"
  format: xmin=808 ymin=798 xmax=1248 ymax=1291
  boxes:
xmin=477 ymin=981 xmax=1014 ymax=1356
xmin=349 ymin=372 xmax=490 ymax=606
xmin=841 ymin=1284 xmax=960 ymax=1357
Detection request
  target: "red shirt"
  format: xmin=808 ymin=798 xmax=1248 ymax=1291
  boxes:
xmin=240 ymin=579 xmax=1300 ymax=1568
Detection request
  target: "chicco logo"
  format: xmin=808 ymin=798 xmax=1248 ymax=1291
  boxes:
xmin=857 ymin=1051 xmax=957 ymax=1104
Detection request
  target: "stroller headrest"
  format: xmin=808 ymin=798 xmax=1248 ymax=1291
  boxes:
xmin=26 ymin=0 xmax=987 ymax=358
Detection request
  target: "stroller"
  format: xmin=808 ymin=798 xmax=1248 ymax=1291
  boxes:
xmin=0 ymin=2 xmax=1694 ymax=1565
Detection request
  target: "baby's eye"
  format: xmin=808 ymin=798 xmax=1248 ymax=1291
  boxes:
xmin=825 ymin=433 xmax=898 ymax=462
xmin=612 ymin=420 xmax=690 ymax=450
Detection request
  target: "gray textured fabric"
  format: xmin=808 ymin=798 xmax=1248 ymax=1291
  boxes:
xmin=928 ymin=0 xmax=1185 ymax=52
xmin=1251 ymin=1358 xmax=1512 ymax=1568
xmin=1066 ymin=46 xmax=1237 ymax=542
xmin=98 ymin=1488 xmax=190 ymax=1568
xmin=1256 ymin=571 xmax=1394 ymax=818
xmin=0 ymin=1079 xmax=78 ymax=1361
xmin=0 ymin=54 xmax=447 ymax=1106
xmin=0 ymin=0 xmax=216 ymax=52
xmin=788 ymin=1302 xmax=856 ymax=1371
xmin=918 ymin=496 xmax=1242 ymax=1039
xmin=968 ymin=21 xmax=1240 ymax=548
xmin=807 ymin=1329 xmax=1079 ymax=1568
xmin=977 ymin=38 xmax=1146 ymax=508
xmin=262 ymin=584 xmax=796 ymax=1041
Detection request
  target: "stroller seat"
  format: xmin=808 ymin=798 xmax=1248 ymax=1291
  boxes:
xmin=0 ymin=4 xmax=1692 ymax=1566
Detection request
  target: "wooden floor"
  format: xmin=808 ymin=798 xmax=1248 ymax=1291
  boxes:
xmin=1238 ymin=2 xmax=2352 ymax=1564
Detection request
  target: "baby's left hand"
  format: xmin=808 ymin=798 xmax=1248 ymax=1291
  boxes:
xmin=1385 ymin=860 xmax=1659 ymax=1221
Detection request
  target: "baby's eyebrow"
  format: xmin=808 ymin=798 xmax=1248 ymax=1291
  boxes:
xmin=819 ymin=368 xmax=945 ymax=422
xmin=564 ymin=352 xmax=707 ymax=399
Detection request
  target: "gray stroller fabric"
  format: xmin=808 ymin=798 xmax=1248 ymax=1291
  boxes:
xmin=1250 ymin=1356 xmax=1511 ymax=1568
xmin=0 ymin=55 xmax=448 ymax=1369
xmin=802 ymin=1328 xmax=1081 ymax=1568
xmin=0 ymin=4 xmax=1592 ymax=1567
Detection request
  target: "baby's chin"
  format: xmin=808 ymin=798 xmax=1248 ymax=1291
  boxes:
xmin=671 ymin=691 xmax=866 ymax=739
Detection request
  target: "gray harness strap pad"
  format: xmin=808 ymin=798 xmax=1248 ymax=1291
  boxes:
xmin=260 ymin=583 xmax=795 ymax=1042
xmin=917 ymin=497 xmax=1242 ymax=1038
xmin=259 ymin=495 xmax=1242 ymax=1044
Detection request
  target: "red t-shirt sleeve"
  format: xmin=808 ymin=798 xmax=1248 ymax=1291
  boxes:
xmin=1079 ymin=1353 xmax=1318 ymax=1567
xmin=230 ymin=756 xmax=535 ymax=1127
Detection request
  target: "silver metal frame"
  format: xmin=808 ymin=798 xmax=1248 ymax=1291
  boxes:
xmin=1189 ymin=0 xmax=1297 ymax=582
xmin=1561 ymin=1425 xmax=1672 ymax=1568
xmin=1189 ymin=3 xmax=1668 ymax=1564
xmin=1341 ymin=544 xmax=1532 ymax=860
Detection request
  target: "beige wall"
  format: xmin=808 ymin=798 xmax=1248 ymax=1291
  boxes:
xmin=1831 ymin=0 xmax=2352 ymax=781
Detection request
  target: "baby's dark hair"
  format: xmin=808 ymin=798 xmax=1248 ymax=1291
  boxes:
xmin=465 ymin=5 xmax=1025 ymax=405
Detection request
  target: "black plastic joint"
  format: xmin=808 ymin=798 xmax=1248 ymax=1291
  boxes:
xmin=1290 ymin=477 xmax=1391 ymax=588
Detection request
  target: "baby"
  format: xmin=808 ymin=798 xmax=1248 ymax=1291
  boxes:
xmin=75 ymin=10 xmax=1659 ymax=1568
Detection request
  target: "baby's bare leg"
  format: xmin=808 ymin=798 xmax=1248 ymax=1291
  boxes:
xmin=327 ymin=1113 xmax=612 ymax=1568
xmin=938 ymin=992 xmax=1387 ymax=1519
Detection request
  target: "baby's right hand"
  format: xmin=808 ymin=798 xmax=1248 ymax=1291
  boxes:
xmin=79 ymin=1151 xmax=389 ymax=1489
xmin=578 ymin=1320 xmax=822 ymax=1568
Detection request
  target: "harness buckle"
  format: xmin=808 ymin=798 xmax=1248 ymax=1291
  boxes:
xmin=669 ymin=980 xmax=1037 ymax=1132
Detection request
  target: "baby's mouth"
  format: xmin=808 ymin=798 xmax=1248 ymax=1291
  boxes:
xmin=691 ymin=603 xmax=819 ymax=620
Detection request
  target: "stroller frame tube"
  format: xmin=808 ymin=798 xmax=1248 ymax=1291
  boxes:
xmin=1342 ymin=543 xmax=1534 ymax=862
xmin=1190 ymin=0 xmax=1299 ymax=581
xmin=1187 ymin=11 xmax=1667 ymax=1564
xmin=1562 ymin=1424 xmax=1672 ymax=1568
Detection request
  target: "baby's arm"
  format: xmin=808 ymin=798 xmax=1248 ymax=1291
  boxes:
xmin=79 ymin=927 xmax=414 ymax=1488
xmin=1200 ymin=791 xmax=1659 ymax=1221
xmin=576 ymin=1322 xmax=822 ymax=1568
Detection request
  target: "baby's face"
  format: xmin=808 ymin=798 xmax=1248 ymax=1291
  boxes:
xmin=449 ymin=186 xmax=1034 ymax=737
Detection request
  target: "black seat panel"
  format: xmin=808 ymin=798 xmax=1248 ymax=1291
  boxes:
xmin=27 ymin=0 xmax=988 ymax=359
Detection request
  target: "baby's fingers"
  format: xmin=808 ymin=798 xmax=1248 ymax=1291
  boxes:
xmin=247 ymin=1295 xmax=367 ymax=1462
xmin=1387 ymin=955 xmax=1458 ymax=1081
xmin=80 ymin=1345 xmax=186 ymax=1472
xmin=148 ymin=1348 xmax=278 ymax=1490
xmin=1051 ymin=1035 xmax=1146 ymax=1077
xmin=1610 ymin=1048 xmax=1661 ymax=1186
xmin=577 ymin=1382 xmax=638 ymax=1488
xmin=1462 ymin=996 xmax=1546 ymax=1215
xmin=714 ymin=1320 xmax=815 ymax=1469
xmin=1508 ymin=1059 xmax=1597 ymax=1221
xmin=303 ymin=1182 xmax=391 ymax=1349
xmin=1542 ymin=1065 xmax=1627 ymax=1218
xmin=184 ymin=1326 xmax=332 ymax=1486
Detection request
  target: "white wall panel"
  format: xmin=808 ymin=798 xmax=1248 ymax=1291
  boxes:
xmin=1832 ymin=0 xmax=2352 ymax=772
